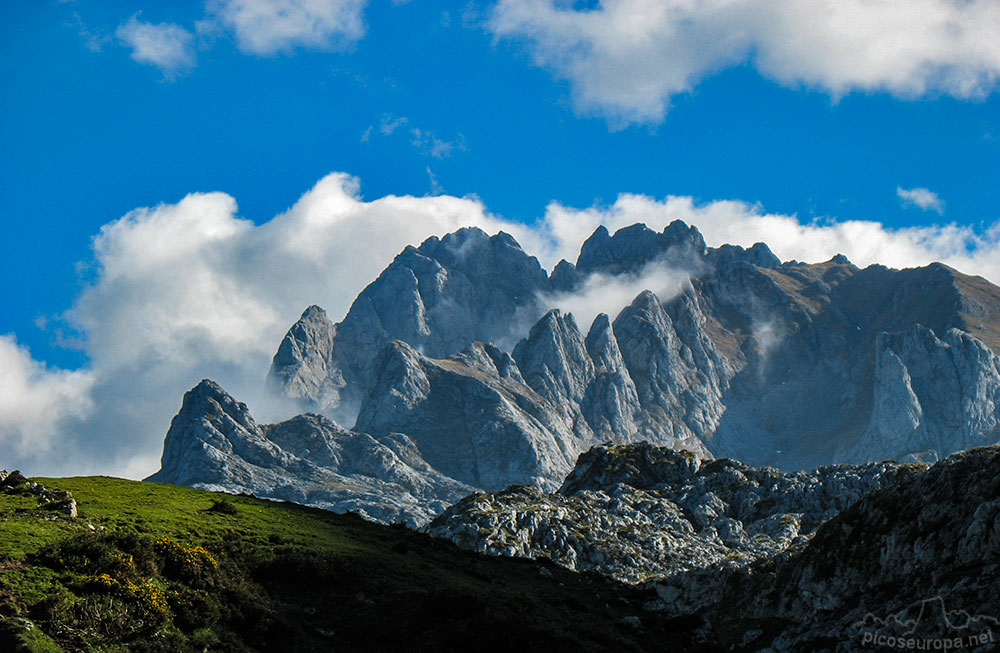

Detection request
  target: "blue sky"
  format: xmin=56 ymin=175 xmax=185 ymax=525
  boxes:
xmin=2 ymin=0 xmax=999 ymax=476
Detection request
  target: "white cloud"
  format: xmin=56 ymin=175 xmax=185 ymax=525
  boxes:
xmin=379 ymin=114 xmax=409 ymax=136
xmin=366 ymin=114 xmax=468 ymax=158
xmin=116 ymin=16 xmax=196 ymax=77
xmin=409 ymin=128 xmax=467 ymax=158
xmin=520 ymin=193 xmax=1000 ymax=284
xmin=898 ymin=186 xmax=945 ymax=214
xmin=540 ymin=262 xmax=693 ymax=334
xmin=7 ymin=172 xmax=1000 ymax=479
xmin=205 ymin=0 xmax=368 ymax=55
xmin=0 ymin=336 xmax=94 ymax=458
xmin=6 ymin=174 xmax=514 ymax=478
xmin=490 ymin=0 xmax=1000 ymax=126
xmin=71 ymin=12 xmax=111 ymax=52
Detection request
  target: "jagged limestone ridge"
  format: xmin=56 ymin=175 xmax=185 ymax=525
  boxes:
xmin=148 ymin=379 xmax=475 ymax=526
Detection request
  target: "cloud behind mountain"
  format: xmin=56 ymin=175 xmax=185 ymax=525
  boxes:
xmin=5 ymin=172 xmax=1000 ymax=479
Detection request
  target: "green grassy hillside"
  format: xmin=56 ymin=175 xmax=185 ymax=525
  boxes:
xmin=0 ymin=475 xmax=709 ymax=652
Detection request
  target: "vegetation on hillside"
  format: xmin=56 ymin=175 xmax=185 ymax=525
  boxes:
xmin=0 ymin=475 xmax=710 ymax=652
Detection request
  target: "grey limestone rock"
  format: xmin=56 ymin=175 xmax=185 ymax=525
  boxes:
xmin=147 ymin=380 xmax=475 ymax=526
xmin=576 ymin=221 xmax=707 ymax=276
xmin=354 ymin=340 xmax=580 ymax=490
xmin=265 ymin=221 xmax=1000 ymax=474
xmin=166 ymin=220 xmax=1000 ymax=528
xmin=707 ymin=242 xmax=781 ymax=269
xmin=265 ymin=305 xmax=342 ymax=410
xmin=427 ymin=442 xmax=919 ymax=585
xmin=718 ymin=445 xmax=1000 ymax=651
xmin=840 ymin=324 xmax=1000 ymax=464
xmin=267 ymin=228 xmax=551 ymax=424
xmin=612 ymin=290 xmax=723 ymax=455
xmin=513 ymin=309 xmax=595 ymax=407
xmin=581 ymin=312 xmax=642 ymax=439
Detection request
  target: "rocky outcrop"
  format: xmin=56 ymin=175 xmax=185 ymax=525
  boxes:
xmin=613 ymin=288 xmax=727 ymax=454
xmin=513 ymin=310 xmax=595 ymax=408
xmin=147 ymin=380 xmax=475 ymax=526
xmin=427 ymin=441 xmax=1000 ymax=651
xmin=582 ymin=312 xmax=642 ymax=439
xmin=1 ymin=469 xmax=78 ymax=517
xmin=266 ymin=228 xmax=551 ymax=423
xmin=354 ymin=340 xmax=579 ymax=490
xmin=427 ymin=442 xmax=920 ymax=584
xmin=708 ymin=445 xmax=1000 ymax=651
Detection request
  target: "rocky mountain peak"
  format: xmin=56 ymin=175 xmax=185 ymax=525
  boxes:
xmin=299 ymin=304 xmax=328 ymax=320
xmin=583 ymin=313 xmax=617 ymax=367
xmin=162 ymin=221 xmax=1000 ymax=528
xmin=612 ymin=290 xmax=673 ymax=359
xmin=415 ymin=227 xmax=547 ymax=292
xmin=548 ymin=258 xmax=580 ymax=291
xmin=512 ymin=309 xmax=594 ymax=405
xmin=708 ymin=242 xmax=781 ymax=269
xmin=266 ymin=226 xmax=553 ymax=422
xmin=149 ymin=380 xmax=283 ymax=488
xmin=621 ymin=288 xmax=665 ymax=317
xmin=266 ymin=305 xmax=338 ymax=406
xmin=149 ymin=378 xmax=476 ymax=525
xmin=576 ymin=220 xmax=707 ymax=275
xmin=181 ymin=379 xmax=258 ymax=433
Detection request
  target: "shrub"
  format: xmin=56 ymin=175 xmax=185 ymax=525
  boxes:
xmin=168 ymin=587 xmax=220 ymax=633
xmin=153 ymin=538 xmax=218 ymax=588
xmin=206 ymin=499 xmax=238 ymax=515
xmin=57 ymin=587 xmax=171 ymax=641
xmin=35 ymin=534 xmax=131 ymax=577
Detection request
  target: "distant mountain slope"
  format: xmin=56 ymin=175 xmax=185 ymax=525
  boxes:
xmin=153 ymin=221 xmax=1000 ymax=524
xmin=266 ymin=222 xmax=1000 ymax=468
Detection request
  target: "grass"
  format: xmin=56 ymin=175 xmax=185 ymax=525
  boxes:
xmin=1 ymin=476 xmax=712 ymax=652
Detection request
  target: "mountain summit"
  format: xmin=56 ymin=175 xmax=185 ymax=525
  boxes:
xmin=151 ymin=221 xmax=1000 ymax=523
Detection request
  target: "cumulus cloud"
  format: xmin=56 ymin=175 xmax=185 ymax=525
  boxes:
xmin=4 ymin=174 xmax=515 ymax=478
xmin=489 ymin=0 xmax=1000 ymax=126
xmin=898 ymin=186 xmax=945 ymax=214
xmin=0 ymin=336 xmax=94 ymax=457
xmin=204 ymin=0 xmax=368 ymax=55
xmin=7 ymin=172 xmax=1000 ymax=479
xmin=116 ymin=16 xmax=196 ymax=77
